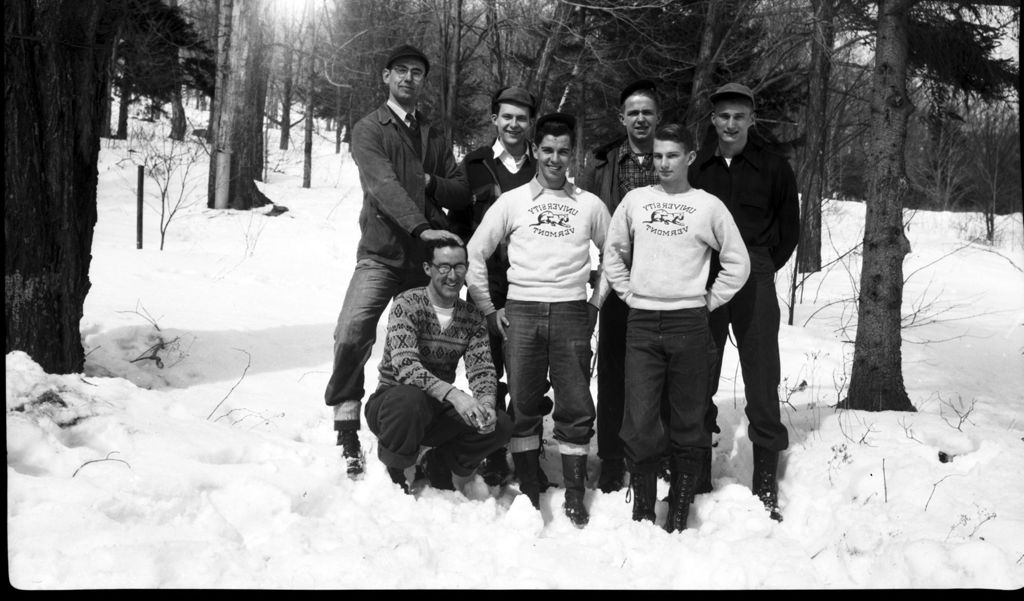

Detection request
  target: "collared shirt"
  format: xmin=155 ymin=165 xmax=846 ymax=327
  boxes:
xmin=616 ymin=140 xmax=659 ymax=199
xmin=386 ymin=98 xmax=418 ymax=129
xmin=491 ymin=138 xmax=530 ymax=174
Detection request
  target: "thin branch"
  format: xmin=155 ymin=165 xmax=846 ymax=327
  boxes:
xmin=72 ymin=452 xmax=131 ymax=478
xmin=206 ymin=349 xmax=252 ymax=420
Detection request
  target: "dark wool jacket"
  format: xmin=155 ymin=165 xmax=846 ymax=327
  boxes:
xmin=689 ymin=140 xmax=800 ymax=273
xmin=576 ymin=137 xmax=627 ymax=215
xmin=449 ymin=143 xmax=535 ymax=307
xmin=351 ymin=104 xmax=471 ymax=271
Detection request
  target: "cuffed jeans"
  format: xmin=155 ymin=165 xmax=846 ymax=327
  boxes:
xmin=621 ymin=307 xmax=716 ymax=467
xmin=365 ymin=384 xmax=513 ymax=476
xmin=707 ymin=248 xmax=789 ymax=451
xmin=504 ymin=300 xmax=595 ymax=455
xmin=324 ymin=258 xmax=428 ymax=427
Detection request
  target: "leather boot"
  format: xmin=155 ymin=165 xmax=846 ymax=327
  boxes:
xmin=512 ymin=450 xmax=541 ymax=509
xmin=626 ymin=461 xmax=658 ymax=523
xmin=561 ymin=454 xmax=589 ymax=528
xmin=663 ymin=448 xmax=707 ymax=533
xmin=337 ymin=429 xmax=364 ymax=478
xmin=752 ymin=445 xmax=783 ymax=522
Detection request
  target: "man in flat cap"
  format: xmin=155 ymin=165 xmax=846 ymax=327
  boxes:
xmin=449 ymin=86 xmax=553 ymax=489
xmin=325 ymin=44 xmax=470 ymax=479
xmin=577 ymin=79 xmax=662 ymax=493
xmin=466 ymin=113 xmax=612 ymax=528
xmin=688 ymin=82 xmax=800 ymax=521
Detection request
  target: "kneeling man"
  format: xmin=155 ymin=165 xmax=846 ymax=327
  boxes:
xmin=365 ymin=239 xmax=513 ymax=492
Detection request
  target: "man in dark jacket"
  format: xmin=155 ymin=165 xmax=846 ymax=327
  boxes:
xmin=689 ymin=82 xmax=800 ymax=521
xmin=325 ymin=44 xmax=470 ymax=478
xmin=449 ymin=86 xmax=553 ymax=488
xmin=577 ymin=79 xmax=661 ymax=493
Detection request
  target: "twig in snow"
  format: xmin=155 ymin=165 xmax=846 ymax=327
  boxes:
xmin=925 ymin=474 xmax=958 ymax=511
xmin=207 ymin=349 xmax=252 ymax=420
xmin=72 ymin=451 xmax=131 ymax=477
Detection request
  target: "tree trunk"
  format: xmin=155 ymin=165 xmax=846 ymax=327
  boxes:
xmin=208 ymin=0 xmax=271 ymax=210
xmin=486 ymin=0 xmax=505 ymax=86
xmin=527 ymin=0 xmax=573 ymax=115
xmin=280 ymin=44 xmax=293 ymax=150
xmin=115 ymin=76 xmax=130 ymax=139
xmin=302 ymin=1 xmax=316 ymax=189
xmin=844 ymin=0 xmax=916 ymax=412
xmin=5 ymin=0 xmax=118 ymax=374
xmin=170 ymin=84 xmax=187 ymax=140
xmin=685 ymin=0 xmax=726 ymax=136
xmin=796 ymin=0 xmax=833 ymax=274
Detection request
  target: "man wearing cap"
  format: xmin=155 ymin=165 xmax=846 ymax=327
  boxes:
xmin=577 ymin=79 xmax=662 ymax=493
xmin=466 ymin=113 xmax=612 ymax=527
xmin=325 ymin=44 xmax=470 ymax=478
xmin=689 ymin=82 xmax=800 ymax=521
xmin=449 ymin=86 xmax=546 ymax=488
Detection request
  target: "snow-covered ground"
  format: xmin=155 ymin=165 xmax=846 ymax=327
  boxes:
xmin=7 ymin=116 xmax=1024 ymax=589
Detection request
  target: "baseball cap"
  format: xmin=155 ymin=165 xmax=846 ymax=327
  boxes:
xmin=709 ymin=82 xmax=756 ymax=109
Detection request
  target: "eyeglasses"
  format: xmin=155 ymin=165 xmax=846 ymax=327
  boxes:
xmin=431 ymin=262 xmax=468 ymax=275
xmin=390 ymin=65 xmax=425 ymax=81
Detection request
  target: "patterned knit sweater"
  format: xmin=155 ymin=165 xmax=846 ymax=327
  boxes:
xmin=376 ymin=287 xmax=497 ymax=407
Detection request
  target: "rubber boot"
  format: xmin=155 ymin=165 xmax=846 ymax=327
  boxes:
xmin=561 ymin=454 xmax=589 ymax=528
xmin=752 ymin=445 xmax=783 ymax=522
xmin=626 ymin=461 xmax=658 ymax=523
xmin=512 ymin=449 xmax=542 ymax=509
xmin=663 ymin=448 xmax=706 ymax=533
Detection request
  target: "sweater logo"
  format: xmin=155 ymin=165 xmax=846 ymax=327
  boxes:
xmin=528 ymin=203 xmax=577 ymax=238
xmin=641 ymin=202 xmax=695 ymax=236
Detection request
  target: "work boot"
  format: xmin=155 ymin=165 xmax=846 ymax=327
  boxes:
xmin=387 ymin=466 xmax=410 ymax=494
xmin=598 ymin=457 xmax=626 ymax=493
xmin=337 ymin=429 xmax=364 ymax=478
xmin=512 ymin=449 xmax=542 ymax=508
xmin=422 ymin=449 xmax=455 ymax=491
xmin=626 ymin=461 xmax=658 ymax=523
xmin=480 ymin=448 xmax=512 ymax=487
xmin=752 ymin=445 xmax=783 ymax=522
xmin=663 ymin=448 xmax=707 ymax=533
xmin=561 ymin=454 xmax=590 ymax=528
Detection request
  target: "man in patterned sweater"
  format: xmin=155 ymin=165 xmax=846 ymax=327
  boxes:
xmin=365 ymin=239 xmax=513 ymax=492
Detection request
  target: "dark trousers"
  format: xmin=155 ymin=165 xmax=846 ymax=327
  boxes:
xmin=365 ymin=384 xmax=513 ymax=476
xmin=596 ymin=292 xmax=627 ymax=461
xmin=324 ymin=259 xmax=427 ymax=424
xmin=707 ymin=251 xmax=789 ymax=451
xmin=621 ymin=308 xmax=715 ymax=466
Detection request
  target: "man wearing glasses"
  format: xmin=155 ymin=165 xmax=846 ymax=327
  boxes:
xmin=325 ymin=44 xmax=470 ymax=478
xmin=365 ymin=239 xmax=513 ymax=493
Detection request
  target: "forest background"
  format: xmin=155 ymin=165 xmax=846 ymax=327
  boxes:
xmin=4 ymin=0 xmax=1021 ymax=435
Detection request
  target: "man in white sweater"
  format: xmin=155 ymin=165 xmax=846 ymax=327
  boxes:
xmin=466 ymin=112 xmax=611 ymax=528
xmin=602 ymin=123 xmax=749 ymax=532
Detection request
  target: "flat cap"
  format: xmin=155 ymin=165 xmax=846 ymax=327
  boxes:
xmin=709 ymin=82 xmax=755 ymax=108
xmin=385 ymin=44 xmax=430 ymax=75
xmin=619 ymin=79 xmax=658 ymax=105
xmin=493 ymin=86 xmax=537 ymax=113
xmin=535 ymin=112 xmax=576 ymax=132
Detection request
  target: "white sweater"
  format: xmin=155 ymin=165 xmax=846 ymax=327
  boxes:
xmin=466 ymin=177 xmax=611 ymax=314
xmin=602 ymin=185 xmax=750 ymax=311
